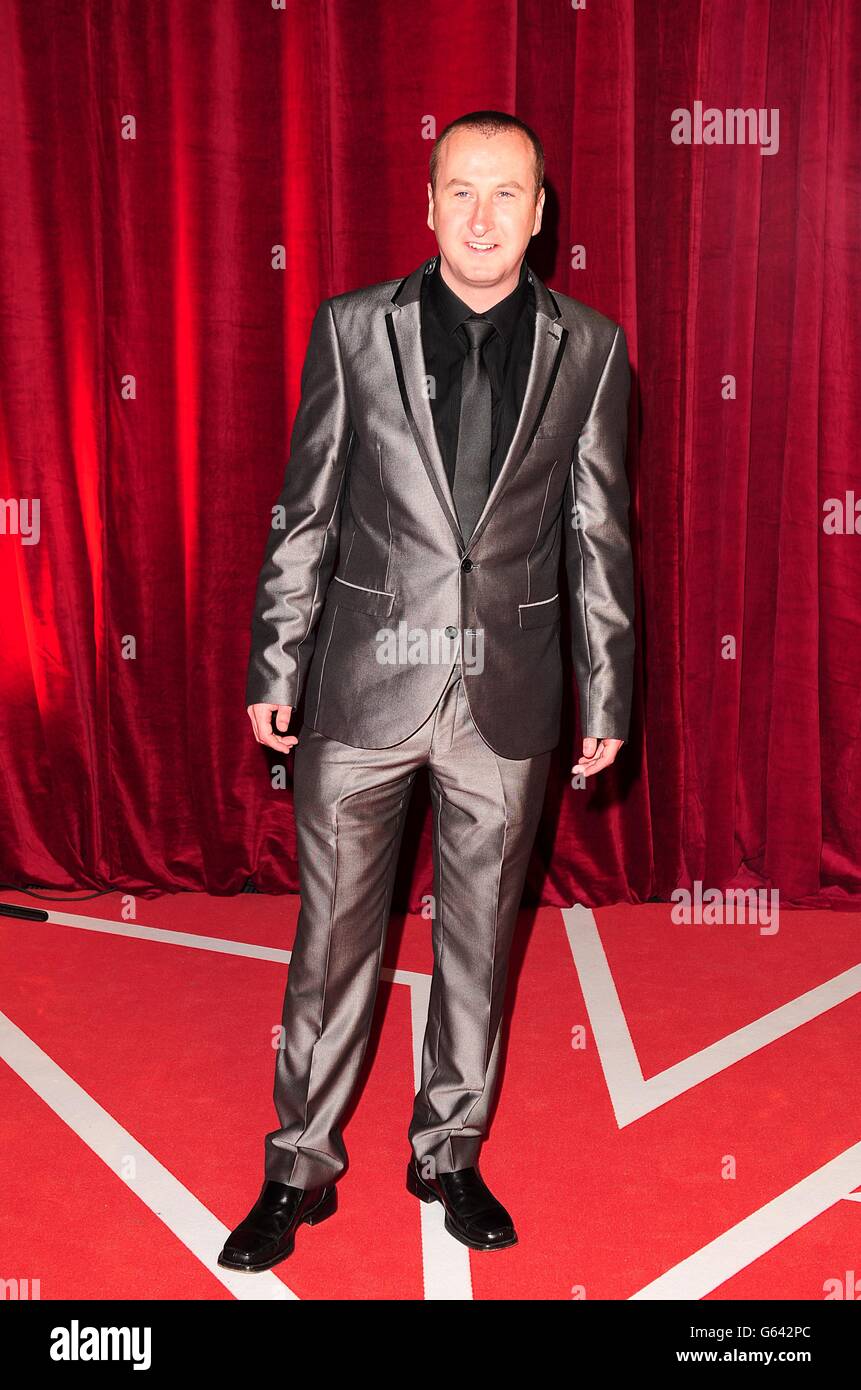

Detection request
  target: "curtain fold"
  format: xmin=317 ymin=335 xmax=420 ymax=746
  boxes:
xmin=0 ymin=0 xmax=857 ymax=909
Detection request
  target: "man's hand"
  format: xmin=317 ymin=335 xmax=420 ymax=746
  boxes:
xmin=247 ymin=703 xmax=298 ymax=754
xmin=572 ymin=736 xmax=624 ymax=779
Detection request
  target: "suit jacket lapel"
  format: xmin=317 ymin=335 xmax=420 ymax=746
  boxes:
xmin=385 ymin=256 xmax=568 ymax=553
xmin=385 ymin=259 xmax=461 ymax=545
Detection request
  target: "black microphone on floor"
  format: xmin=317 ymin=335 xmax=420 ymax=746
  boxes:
xmin=0 ymin=901 xmax=49 ymax=921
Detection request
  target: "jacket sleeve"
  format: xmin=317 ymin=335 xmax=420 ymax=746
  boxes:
xmin=245 ymin=297 xmax=354 ymax=709
xmin=562 ymin=322 xmax=635 ymax=741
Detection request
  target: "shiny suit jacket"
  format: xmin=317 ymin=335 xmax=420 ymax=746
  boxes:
xmin=246 ymin=255 xmax=635 ymax=760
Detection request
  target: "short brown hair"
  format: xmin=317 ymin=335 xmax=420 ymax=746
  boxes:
xmin=429 ymin=110 xmax=545 ymax=201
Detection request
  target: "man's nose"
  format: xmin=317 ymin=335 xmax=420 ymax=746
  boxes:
xmin=469 ymin=207 xmax=494 ymax=233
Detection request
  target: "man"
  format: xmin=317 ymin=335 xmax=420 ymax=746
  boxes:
xmin=220 ymin=110 xmax=635 ymax=1272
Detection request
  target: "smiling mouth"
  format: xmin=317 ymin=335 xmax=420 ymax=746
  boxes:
xmin=466 ymin=241 xmax=498 ymax=253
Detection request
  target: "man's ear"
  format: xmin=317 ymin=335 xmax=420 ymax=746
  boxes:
xmin=426 ymin=182 xmax=434 ymax=232
xmin=532 ymin=187 xmax=545 ymax=236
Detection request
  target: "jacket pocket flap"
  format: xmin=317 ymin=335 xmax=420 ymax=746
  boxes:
xmin=518 ymin=593 xmax=560 ymax=629
xmin=332 ymin=576 xmax=395 ymax=619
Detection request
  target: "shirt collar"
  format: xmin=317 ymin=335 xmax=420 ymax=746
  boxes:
xmin=425 ymin=255 xmax=531 ymax=344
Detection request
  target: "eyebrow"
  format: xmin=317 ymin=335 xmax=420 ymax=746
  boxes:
xmin=443 ymin=178 xmax=526 ymax=191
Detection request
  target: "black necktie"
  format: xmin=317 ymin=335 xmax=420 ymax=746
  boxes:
xmin=453 ymin=317 xmax=495 ymax=542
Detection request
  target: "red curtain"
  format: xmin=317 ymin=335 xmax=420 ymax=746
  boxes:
xmin=0 ymin=0 xmax=858 ymax=910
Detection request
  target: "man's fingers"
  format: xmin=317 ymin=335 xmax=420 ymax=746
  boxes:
xmin=247 ymin=703 xmax=296 ymax=751
xmin=574 ymin=742 xmax=605 ymax=769
xmin=571 ymin=738 xmax=622 ymax=778
xmin=258 ymin=732 xmax=299 ymax=754
xmin=573 ymin=751 xmax=609 ymax=778
xmin=574 ymin=761 xmax=608 ymax=779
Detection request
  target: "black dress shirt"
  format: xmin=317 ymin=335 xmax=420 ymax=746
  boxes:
xmin=420 ymin=256 xmax=535 ymax=494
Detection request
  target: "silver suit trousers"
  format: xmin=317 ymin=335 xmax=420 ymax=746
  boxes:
xmin=264 ymin=660 xmax=552 ymax=1188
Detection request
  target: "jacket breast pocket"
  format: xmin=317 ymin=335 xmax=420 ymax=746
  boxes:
xmin=518 ymin=593 xmax=561 ymax=629
xmin=332 ymin=575 xmax=396 ymax=620
xmin=534 ymin=414 xmax=580 ymax=440
xmin=531 ymin=426 xmax=578 ymax=462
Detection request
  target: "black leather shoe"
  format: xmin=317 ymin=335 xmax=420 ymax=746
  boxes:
xmin=406 ymin=1159 xmax=517 ymax=1250
xmin=218 ymin=1179 xmax=337 ymax=1272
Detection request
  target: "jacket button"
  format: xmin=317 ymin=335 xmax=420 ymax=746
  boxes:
xmin=460 ymin=558 xmax=473 ymax=572
xmin=444 ymin=625 xmax=458 ymax=639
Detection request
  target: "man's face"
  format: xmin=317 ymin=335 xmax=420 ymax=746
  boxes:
xmin=427 ymin=126 xmax=544 ymax=306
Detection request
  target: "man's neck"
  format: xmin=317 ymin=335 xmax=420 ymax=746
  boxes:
xmin=437 ymin=254 xmax=524 ymax=313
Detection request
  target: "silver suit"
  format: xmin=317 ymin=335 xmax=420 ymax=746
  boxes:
xmin=246 ymin=256 xmax=635 ymax=757
xmin=246 ymin=256 xmax=635 ymax=1185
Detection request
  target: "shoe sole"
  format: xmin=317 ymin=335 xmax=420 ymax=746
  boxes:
xmin=217 ymin=1185 xmax=338 ymax=1273
xmin=406 ymin=1165 xmax=518 ymax=1251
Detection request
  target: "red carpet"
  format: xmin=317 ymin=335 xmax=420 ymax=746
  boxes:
xmin=0 ymin=891 xmax=858 ymax=1300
